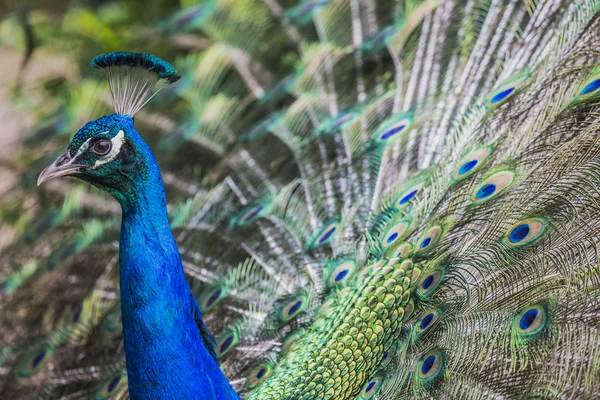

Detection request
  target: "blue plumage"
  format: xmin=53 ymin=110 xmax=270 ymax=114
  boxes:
xmin=116 ymin=121 xmax=237 ymax=399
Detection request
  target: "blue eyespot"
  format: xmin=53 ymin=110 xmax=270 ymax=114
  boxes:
xmin=458 ymin=160 xmax=478 ymax=175
xmin=200 ymin=287 xmax=226 ymax=312
xmin=380 ymin=125 xmax=405 ymax=140
xmin=420 ymin=237 xmax=432 ymax=248
xmin=31 ymin=350 xmax=46 ymax=368
xmin=515 ymin=305 xmax=547 ymax=336
xmin=287 ymin=300 xmax=303 ymax=316
xmin=399 ymin=189 xmax=418 ymax=205
xmin=335 ymin=269 xmax=349 ymax=282
xmin=386 ymin=232 xmax=399 ymax=244
xmin=107 ymin=376 xmax=121 ymax=393
xmin=220 ymin=337 xmax=233 ymax=354
xmin=279 ymin=296 xmax=307 ymax=322
xmin=243 ymin=206 xmax=264 ymax=222
xmin=365 ymin=381 xmax=376 ymax=392
xmin=476 ymin=183 xmax=496 ymax=199
xmin=359 ymin=376 xmax=383 ymax=398
xmin=509 ymin=224 xmax=530 ymax=243
xmin=246 ymin=363 xmax=273 ymax=389
xmin=491 ymin=87 xmax=515 ymax=104
xmin=256 ymin=368 xmax=266 ymax=379
xmin=505 ymin=218 xmax=547 ymax=247
xmin=382 ymin=351 xmax=389 ymax=361
xmin=581 ymin=79 xmax=600 ymax=95
xmin=72 ymin=303 xmax=83 ymax=323
xmin=520 ymin=309 xmax=538 ymax=330
xmin=416 ymin=350 xmax=444 ymax=382
xmin=422 ymin=274 xmax=434 ymax=289
xmin=317 ymin=225 xmax=337 ymax=244
xmin=206 ymin=289 xmax=221 ymax=308
xmin=421 ymin=355 xmax=436 ymax=374
xmin=420 ymin=313 xmax=434 ymax=330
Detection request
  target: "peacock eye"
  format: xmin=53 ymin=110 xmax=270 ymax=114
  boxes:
xmin=92 ymin=139 xmax=112 ymax=156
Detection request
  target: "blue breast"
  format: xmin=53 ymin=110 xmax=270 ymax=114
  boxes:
xmin=118 ymin=128 xmax=239 ymax=399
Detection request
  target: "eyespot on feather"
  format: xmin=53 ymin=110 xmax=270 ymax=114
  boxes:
xmin=198 ymin=286 xmax=227 ymax=312
xmin=452 ymin=146 xmax=493 ymax=182
xmin=326 ymin=260 xmax=356 ymax=287
xmin=417 ymin=268 xmax=445 ymax=298
xmin=371 ymin=113 xmax=414 ymax=145
xmin=504 ymin=218 xmax=548 ymax=247
xmin=215 ymin=330 xmax=239 ymax=358
xmin=358 ymin=376 xmax=384 ymax=399
xmin=471 ymin=169 xmax=515 ymax=204
xmin=310 ymin=221 xmax=339 ymax=248
xmin=576 ymin=71 xmax=600 ymax=100
xmin=416 ymin=350 xmax=444 ymax=384
xmin=514 ymin=304 xmax=547 ymax=337
xmin=246 ymin=363 xmax=273 ymax=389
xmin=16 ymin=343 xmax=53 ymax=377
xmin=484 ymin=69 xmax=530 ymax=108
xmin=95 ymin=373 xmax=126 ymax=399
xmin=415 ymin=225 xmax=444 ymax=254
xmin=278 ymin=296 xmax=307 ymax=323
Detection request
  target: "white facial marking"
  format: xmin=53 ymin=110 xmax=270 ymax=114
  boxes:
xmin=93 ymin=130 xmax=125 ymax=168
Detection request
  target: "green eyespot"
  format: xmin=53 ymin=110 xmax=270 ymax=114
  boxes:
xmin=485 ymin=69 xmax=530 ymax=109
xmin=309 ymin=221 xmax=340 ymax=248
xmin=381 ymin=219 xmax=412 ymax=249
xmin=415 ymin=225 xmax=444 ymax=254
xmin=215 ymin=330 xmax=239 ymax=358
xmin=416 ymin=350 xmax=445 ymax=384
xmin=471 ymin=169 xmax=515 ymax=204
xmin=387 ymin=241 xmax=414 ymax=260
xmin=417 ymin=268 xmax=445 ymax=298
xmin=95 ymin=373 xmax=127 ymax=399
xmin=17 ymin=343 xmax=53 ymax=377
xmin=504 ymin=218 xmax=549 ymax=247
xmin=358 ymin=376 xmax=384 ymax=399
xmin=198 ymin=286 xmax=227 ymax=312
xmin=514 ymin=304 xmax=547 ymax=337
xmin=576 ymin=70 xmax=600 ymax=101
xmin=246 ymin=363 xmax=273 ymax=389
xmin=371 ymin=112 xmax=414 ymax=145
xmin=394 ymin=176 xmax=429 ymax=209
xmin=326 ymin=260 xmax=356 ymax=287
xmin=452 ymin=146 xmax=494 ymax=182
xmin=278 ymin=296 xmax=308 ymax=323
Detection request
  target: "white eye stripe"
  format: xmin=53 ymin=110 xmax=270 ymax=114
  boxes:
xmin=93 ymin=131 xmax=125 ymax=168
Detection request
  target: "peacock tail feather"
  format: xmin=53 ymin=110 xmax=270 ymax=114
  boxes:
xmin=3 ymin=0 xmax=600 ymax=398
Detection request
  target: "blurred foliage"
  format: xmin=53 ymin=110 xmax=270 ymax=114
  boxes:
xmin=0 ymin=0 xmax=300 ymax=238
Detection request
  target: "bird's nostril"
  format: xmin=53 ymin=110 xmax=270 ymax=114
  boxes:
xmin=56 ymin=154 xmax=70 ymax=167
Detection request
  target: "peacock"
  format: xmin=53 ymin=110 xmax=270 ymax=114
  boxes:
xmin=2 ymin=0 xmax=600 ymax=398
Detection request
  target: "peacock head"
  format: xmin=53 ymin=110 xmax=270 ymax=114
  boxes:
xmin=37 ymin=52 xmax=180 ymax=202
xmin=37 ymin=114 xmax=151 ymax=198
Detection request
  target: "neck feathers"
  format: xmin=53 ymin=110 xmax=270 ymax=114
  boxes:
xmin=117 ymin=127 xmax=238 ymax=399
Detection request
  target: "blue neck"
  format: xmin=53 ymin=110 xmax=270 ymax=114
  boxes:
xmin=117 ymin=134 xmax=238 ymax=399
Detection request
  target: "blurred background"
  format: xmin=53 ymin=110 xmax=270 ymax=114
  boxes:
xmin=0 ymin=0 xmax=169 ymax=244
xmin=0 ymin=0 xmax=202 ymax=246
xmin=0 ymin=0 xmax=290 ymax=253
xmin=0 ymin=1 xmax=304 ymax=395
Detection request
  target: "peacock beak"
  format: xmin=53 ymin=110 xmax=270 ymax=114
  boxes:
xmin=37 ymin=151 xmax=85 ymax=186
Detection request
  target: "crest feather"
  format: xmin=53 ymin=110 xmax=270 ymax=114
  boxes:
xmin=91 ymin=52 xmax=180 ymax=116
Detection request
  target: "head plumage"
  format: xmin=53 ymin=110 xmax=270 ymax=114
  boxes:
xmin=91 ymin=52 xmax=180 ymax=116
